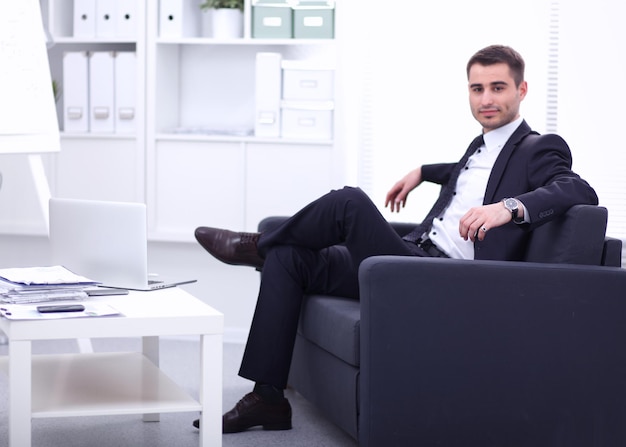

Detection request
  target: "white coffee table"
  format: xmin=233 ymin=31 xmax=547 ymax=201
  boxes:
xmin=0 ymin=287 xmax=223 ymax=447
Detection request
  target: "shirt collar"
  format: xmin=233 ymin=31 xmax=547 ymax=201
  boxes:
xmin=482 ymin=116 xmax=524 ymax=153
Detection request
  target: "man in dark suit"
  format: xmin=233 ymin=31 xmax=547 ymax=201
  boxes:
xmin=193 ymin=45 xmax=598 ymax=433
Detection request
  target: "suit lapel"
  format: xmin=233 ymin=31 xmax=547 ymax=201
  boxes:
xmin=483 ymin=120 xmax=533 ymax=203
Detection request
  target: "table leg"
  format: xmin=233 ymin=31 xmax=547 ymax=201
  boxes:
xmin=199 ymin=333 xmax=222 ymax=447
xmin=9 ymin=340 xmax=32 ymax=447
xmin=76 ymin=338 xmax=94 ymax=353
xmin=142 ymin=336 xmax=160 ymax=422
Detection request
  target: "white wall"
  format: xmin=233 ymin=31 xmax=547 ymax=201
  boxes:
xmin=351 ymin=0 xmax=551 ymax=223
xmin=351 ymin=0 xmax=626 ymax=242
xmin=557 ymin=0 xmax=626 ymax=238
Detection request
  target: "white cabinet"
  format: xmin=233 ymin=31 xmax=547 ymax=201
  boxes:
xmin=148 ymin=138 xmax=246 ymax=241
xmin=245 ymin=142 xmax=333 ymax=230
xmin=35 ymin=0 xmax=342 ymax=241
xmin=148 ymin=139 xmax=334 ymax=240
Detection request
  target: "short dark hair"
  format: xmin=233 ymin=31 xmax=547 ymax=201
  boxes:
xmin=466 ymin=45 xmax=525 ymax=86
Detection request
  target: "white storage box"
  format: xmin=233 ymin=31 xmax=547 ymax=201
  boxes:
xmin=281 ymin=100 xmax=333 ymax=140
xmin=282 ymin=61 xmax=334 ymax=101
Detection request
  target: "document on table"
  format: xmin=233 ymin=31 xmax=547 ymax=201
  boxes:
xmin=0 ymin=266 xmax=100 ymax=304
xmin=0 ymin=302 xmax=121 ymax=320
xmin=0 ymin=265 xmax=98 ymax=286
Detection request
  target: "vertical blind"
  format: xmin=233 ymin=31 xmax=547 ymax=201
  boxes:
xmin=556 ymin=0 xmax=626 ymax=244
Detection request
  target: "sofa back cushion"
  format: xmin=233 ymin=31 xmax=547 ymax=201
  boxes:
xmin=259 ymin=206 xmax=614 ymax=267
xmin=524 ymin=205 xmax=607 ymax=265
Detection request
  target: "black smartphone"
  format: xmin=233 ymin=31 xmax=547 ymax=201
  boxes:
xmin=37 ymin=304 xmax=86 ymax=313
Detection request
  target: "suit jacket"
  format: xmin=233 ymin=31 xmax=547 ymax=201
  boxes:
xmin=419 ymin=121 xmax=599 ymax=261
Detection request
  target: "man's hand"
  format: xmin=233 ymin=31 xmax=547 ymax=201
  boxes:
xmin=459 ymin=202 xmax=513 ymax=241
xmin=385 ymin=168 xmax=422 ymax=213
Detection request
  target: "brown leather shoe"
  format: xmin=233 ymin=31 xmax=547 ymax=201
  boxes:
xmin=192 ymin=392 xmax=292 ymax=433
xmin=194 ymin=227 xmax=264 ymax=269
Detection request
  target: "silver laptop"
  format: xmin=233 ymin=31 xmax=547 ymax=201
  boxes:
xmin=49 ymin=198 xmax=196 ymax=291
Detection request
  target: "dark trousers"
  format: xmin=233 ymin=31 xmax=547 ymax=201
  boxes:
xmin=238 ymin=186 xmax=425 ymax=388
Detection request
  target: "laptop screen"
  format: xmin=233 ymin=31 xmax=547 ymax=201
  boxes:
xmin=48 ymin=198 xmax=149 ymax=290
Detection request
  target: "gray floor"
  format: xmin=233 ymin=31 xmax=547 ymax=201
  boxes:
xmin=0 ymin=337 xmax=358 ymax=447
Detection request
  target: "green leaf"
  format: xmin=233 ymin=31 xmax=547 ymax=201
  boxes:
xmin=199 ymin=0 xmax=244 ymax=11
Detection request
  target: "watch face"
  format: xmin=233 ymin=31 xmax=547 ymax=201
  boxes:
xmin=505 ymin=198 xmax=518 ymax=211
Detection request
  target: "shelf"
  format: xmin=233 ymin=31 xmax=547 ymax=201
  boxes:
xmin=60 ymin=133 xmax=138 ymax=141
xmin=156 ymin=37 xmax=335 ymax=46
xmin=0 ymin=352 xmax=201 ymax=418
xmin=50 ymin=37 xmax=138 ymax=45
xmin=155 ymin=133 xmax=333 ymax=145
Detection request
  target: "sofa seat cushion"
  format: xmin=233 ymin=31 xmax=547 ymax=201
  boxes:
xmin=298 ymin=294 xmax=361 ymax=367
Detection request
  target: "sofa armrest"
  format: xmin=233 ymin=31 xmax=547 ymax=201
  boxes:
xmin=358 ymin=255 xmax=626 ymax=446
xmin=603 ymin=236 xmax=623 ymax=267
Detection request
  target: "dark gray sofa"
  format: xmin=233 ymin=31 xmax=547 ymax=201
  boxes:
xmin=258 ymin=205 xmax=625 ymax=446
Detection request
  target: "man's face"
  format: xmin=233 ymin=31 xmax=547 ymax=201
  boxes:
xmin=468 ymin=62 xmax=527 ymax=133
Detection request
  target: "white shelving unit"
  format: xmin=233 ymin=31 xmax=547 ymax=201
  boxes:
xmin=39 ymin=0 xmax=342 ymax=241
xmin=42 ymin=0 xmax=147 ymax=205
xmin=146 ymin=0 xmax=340 ymax=240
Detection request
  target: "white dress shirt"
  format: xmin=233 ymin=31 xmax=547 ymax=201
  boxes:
xmin=429 ymin=117 xmax=524 ymax=259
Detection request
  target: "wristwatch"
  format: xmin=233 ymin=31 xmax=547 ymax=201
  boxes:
xmin=502 ymin=198 xmax=523 ymax=223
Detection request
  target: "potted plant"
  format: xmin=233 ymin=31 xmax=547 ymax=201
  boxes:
xmin=52 ymin=79 xmax=61 ymax=103
xmin=200 ymin=0 xmax=244 ymax=39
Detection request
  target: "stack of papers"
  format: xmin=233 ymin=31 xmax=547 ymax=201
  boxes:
xmin=0 ymin=265 xmax=97 ymax=286
xmin=0 ymin=265 xmax=99 ymax=304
